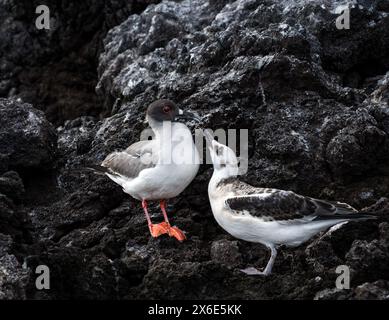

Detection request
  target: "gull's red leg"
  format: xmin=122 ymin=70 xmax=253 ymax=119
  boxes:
xmin=159 ymin=200 xmax=186 ymax=242
xmin=160 ymin=199 xmax=172 ymax=227
xmin=141 ymin=200 xmax=168 ymax=238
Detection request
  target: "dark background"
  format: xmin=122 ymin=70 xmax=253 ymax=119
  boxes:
xmin=0 ymin=0 xmax=389 ymax=299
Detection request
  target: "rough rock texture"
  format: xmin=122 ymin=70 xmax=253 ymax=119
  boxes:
xmin=0 ymin=0 xmax=159 ymax=125
xmin=0 ymin=0 xmax=389 ymax=300
xmin=0 ymin=98 xmax=57 ymax=173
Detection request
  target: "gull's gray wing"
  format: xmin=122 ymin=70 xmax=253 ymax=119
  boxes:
xmin=224 ymin=183 xmax=371 ymax=221
xmin=101 ymin=140 xmax=158 ymax=179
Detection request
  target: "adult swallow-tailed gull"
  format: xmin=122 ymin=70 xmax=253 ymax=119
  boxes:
xmin=204 ymin=131 xmax=375 ymax=275
xmin=92 ymin=100 xmax=200 ymax=241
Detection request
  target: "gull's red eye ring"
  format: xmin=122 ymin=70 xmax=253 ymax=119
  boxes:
xmin=163 ymin=106 xmax=171 ymax=113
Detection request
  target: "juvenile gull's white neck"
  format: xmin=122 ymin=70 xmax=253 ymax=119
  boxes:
xmin=209 ymin=169 xmax=237 ymax=196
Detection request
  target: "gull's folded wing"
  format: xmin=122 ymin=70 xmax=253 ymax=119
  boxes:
xmin=225 ymin=189 xmax=373 ymax=221
xmin=101 ymin=140 xmax=158 ymax=179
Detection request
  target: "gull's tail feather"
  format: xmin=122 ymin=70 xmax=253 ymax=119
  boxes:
xmin=313 ymin=212 xmax=377 ymax=221
xmin=85 ymin=164 xmax=110 ymax=174
xmin=78 ymin=164 xmax=120 ymax=177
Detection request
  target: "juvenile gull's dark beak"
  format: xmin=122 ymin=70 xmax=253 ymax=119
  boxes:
xmin=203 ymin=129 xmax=214 ymax=149
xmin=176 ymin=109 xmax=201 ymax=123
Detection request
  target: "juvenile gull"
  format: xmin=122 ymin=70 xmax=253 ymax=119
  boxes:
xmin=93 ymin=100 xmax=200 ymax=241
xmin=204 ymin=131 xmax=375 ymax=275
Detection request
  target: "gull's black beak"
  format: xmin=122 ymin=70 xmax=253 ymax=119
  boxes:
xmin=203 ymin=129 xmax=214 ymax=147
xmin=176 ymin=109 xmax=201 ymax=123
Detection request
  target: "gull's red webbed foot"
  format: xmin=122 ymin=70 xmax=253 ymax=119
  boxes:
xmin=168 ymin=226 xmax=187 ymax=242
xmin=160 ymin=199 xmax=187 ymax=242
xmin=142 ymin=200 xmax=168 ymax=238
xmin=148 ymin=222 xmax=170 ymax=238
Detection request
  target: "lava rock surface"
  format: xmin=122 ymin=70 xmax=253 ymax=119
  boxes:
xmin=0 ymin=0 xmax=389 ymax=300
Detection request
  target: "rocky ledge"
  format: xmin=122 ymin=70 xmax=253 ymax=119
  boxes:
xmin=0 ymin=0 xmax=389 ymax=299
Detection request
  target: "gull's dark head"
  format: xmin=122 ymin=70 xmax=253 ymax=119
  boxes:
xmin=146 ymin=99 xmax=200 ymax=124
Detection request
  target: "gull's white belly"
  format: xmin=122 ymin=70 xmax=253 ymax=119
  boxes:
xmin=210 ymin=199 xmax=344 ymax=247
xmin=106 ymin=122 xmax=200 ymax=201
xmin=117 ymin=162 xmax=199 ymax=200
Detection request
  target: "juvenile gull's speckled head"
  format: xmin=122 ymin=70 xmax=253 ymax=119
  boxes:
xmin=204 ymin=130 xmax=239 ymax=177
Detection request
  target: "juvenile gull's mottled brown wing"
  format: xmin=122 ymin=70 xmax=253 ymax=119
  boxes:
xmin=222 ymin=180 xmax=370 ymax=222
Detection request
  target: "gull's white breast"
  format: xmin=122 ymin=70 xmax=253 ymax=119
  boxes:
xmin=208 ymin=190 xmax=346 ymax=247
xmin=122 ymin=123 xmax=199 ymax=200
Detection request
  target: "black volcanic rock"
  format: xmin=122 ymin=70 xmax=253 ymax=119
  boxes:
xmin=354 ymin=280 xmax=389 ymax=300
xmin=0 ymin=252 xmax=30 ymax=300
xmin=0 ymin=0 xmax=160 ymax=125
xmin=0 ymin=98 xmax=57 ymax=173
xmin=0 ymin=171 xmax=25 ymax=202
xmin=211 ymin=239 xmax=242 ymax=268
xmin=0 ymin=0 xmax=389 ymax=300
